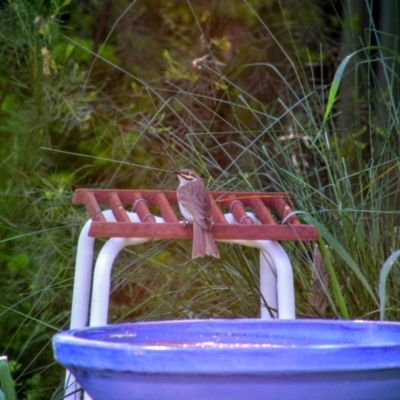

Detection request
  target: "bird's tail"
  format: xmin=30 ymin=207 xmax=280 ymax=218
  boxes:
xmin=192 ymin=220 xmax=220 ymax=259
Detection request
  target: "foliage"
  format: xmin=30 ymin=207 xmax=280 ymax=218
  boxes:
xmin=0 ymin=0 xmax=399 ymax=398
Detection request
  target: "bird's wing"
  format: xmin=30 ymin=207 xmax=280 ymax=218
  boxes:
xmin=177 ymin=183 xmax=212 ymax=230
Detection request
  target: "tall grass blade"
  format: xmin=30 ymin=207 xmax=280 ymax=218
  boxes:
xmin=303 ymin=215 xmax=378 ymax=307
xmin=316 ymin=237 xmax=348 ymax=319
xmin=379 ymin=250 xmax=400 ymax=321
xmin=0 ymin=356 xmax=17 ymax=400
xmin=323 ymin=45 xmax=400 ymax=124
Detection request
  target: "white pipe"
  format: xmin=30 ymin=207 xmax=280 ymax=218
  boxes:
xmin=89 ymin=237 xmax=149 ymax=326
xmin=89 ymin=213 xmax=165 ymax=327
xmin=221 ymin=213 xmax=295 ymax=319
xmin=65 ymin=218 xmax=95 ymax=400
xmin=70 ymin=220 xmax=95 ymax=329
xmin=259 ymin=240 xmax=294 ymax=319
xmin=259 ymin=249 xmax=277 ymax=319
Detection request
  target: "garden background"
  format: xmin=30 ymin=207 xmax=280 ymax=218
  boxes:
xmin=0 ymin=0 xmax=399 ymax=398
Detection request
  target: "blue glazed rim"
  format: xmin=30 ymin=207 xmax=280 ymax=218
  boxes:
xmin=53 ymin=319 xmax=400 ymax=374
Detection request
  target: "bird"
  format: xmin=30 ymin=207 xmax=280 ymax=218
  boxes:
xmin=175 ymin=169 xmax=220 ymax=259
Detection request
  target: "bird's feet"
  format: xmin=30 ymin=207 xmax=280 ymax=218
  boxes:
xmin=180 ymin=219 xmax=190 ymax=228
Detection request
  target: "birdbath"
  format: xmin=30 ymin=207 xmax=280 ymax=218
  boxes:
xmin=52 ymin=189 xmax=400 ymax=399
xmin=53 ymin=319 xmax=400 ymax=400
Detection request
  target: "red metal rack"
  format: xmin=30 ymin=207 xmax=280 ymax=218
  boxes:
xmin=73 ymin=189 xmax=318 ymax=241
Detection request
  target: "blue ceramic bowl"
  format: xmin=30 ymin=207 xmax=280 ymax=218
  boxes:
xmin=53 ymin=319 xmax=400 ymax=400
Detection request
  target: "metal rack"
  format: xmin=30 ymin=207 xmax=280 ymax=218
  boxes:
xmin=72 ymin=189 xmax=317 ymax=241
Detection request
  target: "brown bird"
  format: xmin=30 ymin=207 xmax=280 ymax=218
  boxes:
xmin=175 ymin=169 xmax=220 ymax=258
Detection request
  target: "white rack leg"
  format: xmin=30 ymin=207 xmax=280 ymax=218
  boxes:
xmin=89 ymin=236 xmax=150 ymax=327
xmin=90 ymin=212 xmax=165 ymax=327
xmin=259 ymin=248 xmax=278 ymax=319
xmin=221 ymin=213 xmax=295 ymax=319
xmin=64 ymin=219 xmax=95 ymax=400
